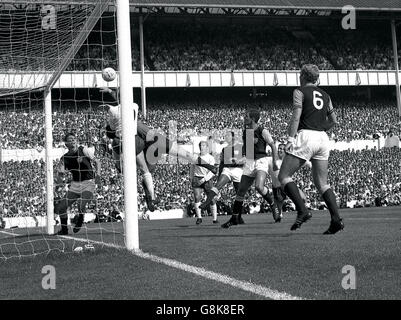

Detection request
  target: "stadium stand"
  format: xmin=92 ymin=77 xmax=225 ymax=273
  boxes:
xmin=1 ymin=100 xmax=400 ymax=149
xmin=65 ymin=21 xmax=400 ymax=71
xmin=1 ymin=100 xmax=400 ymax=217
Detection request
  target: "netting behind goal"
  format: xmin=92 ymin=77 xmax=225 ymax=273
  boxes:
xmin=0 ymin=0 xmax=136 ymax=260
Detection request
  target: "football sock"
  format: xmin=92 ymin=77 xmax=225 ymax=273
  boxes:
xmin=60 ymin=215 xmax=68 ymax=233
xmin=142 ymin=172 xmax=155 ymax=200
xmin=210 ymin=204 xmax=217 ymax=221
xmin=232 ymin=200 xmax=243 ymax=217
xmin=194 ymin=202 xmax=202 ymax=218
xmin=284 ymin=182 xmax=308 ymax=215
xmin=322 ymin=188 xmax=341 ymax=222
xmin=261 ymin=187 xmax=274 ymax=205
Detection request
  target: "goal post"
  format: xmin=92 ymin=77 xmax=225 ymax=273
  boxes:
xmin=0 ymin=0 xmax=140 ymax=257
xmin=115 ymin=0 xmax=139 ymax=251
xmin=44 ymin=88 xmax=54 ymax=235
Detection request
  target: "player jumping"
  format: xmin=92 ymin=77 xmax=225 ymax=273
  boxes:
xmin=100 ymin=87 xmax=197 ymax=211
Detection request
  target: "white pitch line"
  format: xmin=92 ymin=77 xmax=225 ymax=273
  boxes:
xmin=59 ymin=235 xmax=305 ymax=300
xmin=0 ymin=230 xmax=20 ymax=237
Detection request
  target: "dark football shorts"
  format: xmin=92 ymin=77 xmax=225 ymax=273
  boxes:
xmin=192 ymin=177 xmax=214 ymax=190
xmin=109 ymin=121 xmax=172 ymax=159
xmin=111 ymin=135 xmax=146 ymax=156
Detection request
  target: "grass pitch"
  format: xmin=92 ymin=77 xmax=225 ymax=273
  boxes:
xmin=0 ymin=207 xmax=400 ymax=300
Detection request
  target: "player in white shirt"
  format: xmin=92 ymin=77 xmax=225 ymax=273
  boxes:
xmin=100 ymin=87 xmax=197 ymax=212
xmin=200 ymin=131 xmax=243 ymax=213
xmin=190 ymin=141 xmax=218 ymax=225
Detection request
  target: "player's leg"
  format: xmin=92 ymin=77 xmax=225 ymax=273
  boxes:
xmin=74 ymin=189 xmax=94 ymax=234
xmin=200 ymin=174 xmax=231 ymax=210
xmin=169 ymin=141 xmax=198 ymax=163
xmin=204 ymin=180 xmax=218 ymax=223
xmin=221 ymin=175 xmax=254 ymax=228
xmin=311 ymin=159 xmax=344 ymax=234
xmin=137 ymin=150 xmax=156 ymax=212
xmin=193 ymin=187 xmax=203 ymax=225
xmin=233 ymin=181 xmax=240 ymax=193
xmin=54 ymin=191 xmax=80 ymax=235
xmin=111 ymin=137 xmax=122 ymax=173
xmin=143 ymin=129 xmax=197 ymax=164
xmin=278 ymin=154 xmax=311 ymax=230
xmin=255 ymin=170 xmax=280 ymax=222
xmin=298 ymin=188 xmax=307 ymax=203
xmin=273 ymin=187 xmax=286 ymax=218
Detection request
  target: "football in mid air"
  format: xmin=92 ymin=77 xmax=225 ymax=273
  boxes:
xmin=102 ymin=67 xmax=116 ymax=82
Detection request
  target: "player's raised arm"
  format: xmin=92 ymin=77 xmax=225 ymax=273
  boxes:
xmin=99 ymin=87 xmax=119 ymax=104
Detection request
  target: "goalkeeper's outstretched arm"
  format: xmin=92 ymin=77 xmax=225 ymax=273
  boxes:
xmin=99 ymin=87 xmax=119 ymax=104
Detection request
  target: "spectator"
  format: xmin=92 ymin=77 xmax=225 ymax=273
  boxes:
xmin=384 ymin=130 xmax=400 ymax=148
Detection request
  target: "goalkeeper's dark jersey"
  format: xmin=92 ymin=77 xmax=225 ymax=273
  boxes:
xmin=62 ymin=146 xmax=94 ymax=182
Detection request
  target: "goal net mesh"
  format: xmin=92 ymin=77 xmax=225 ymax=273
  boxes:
xmin=0 ymin=0 xmax=139 ymax=260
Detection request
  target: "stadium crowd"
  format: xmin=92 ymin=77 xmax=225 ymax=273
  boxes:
xmin=0 ymin=142 xmax=400 ymax=219
xmin=66 ymin=22 xmax=400 ymax=72
xmin=1 ymin=100 xmax=400 ymax=149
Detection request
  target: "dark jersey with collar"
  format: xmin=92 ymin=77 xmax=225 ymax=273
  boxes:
xmin=61 ymin=146 xmax=94 ymax=182
xmin=242 ymin=126 xmax=268 ymax=160
xmin=295 ymin=86 xmax=334 ymax=132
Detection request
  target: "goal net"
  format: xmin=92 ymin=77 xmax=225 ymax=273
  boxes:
xmin=0 ymin=0 xmax=139 ymax=260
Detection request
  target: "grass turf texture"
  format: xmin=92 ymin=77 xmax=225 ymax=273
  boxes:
xmin=0 ymin=206 xmax=400 ymax=300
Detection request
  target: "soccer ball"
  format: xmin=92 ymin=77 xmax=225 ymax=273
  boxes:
xmin=102 ymin=67 xmax=116 ymax=82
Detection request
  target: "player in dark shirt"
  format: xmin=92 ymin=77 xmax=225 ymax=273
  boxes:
xmin=54 ymin=132 xmax=101 ymax=235
xmin=278 ymin=64 xmax=344 ymax=234
xmin=221 ymin=109 xmax=280 ymax=228
xmin=200 ymin=130 xmax=243 ymax=211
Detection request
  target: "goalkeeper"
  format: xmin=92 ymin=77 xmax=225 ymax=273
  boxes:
xmin=99 ymin=87 xmax=197 ymax=212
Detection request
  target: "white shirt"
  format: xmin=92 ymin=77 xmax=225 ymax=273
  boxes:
xmin=193 ymin=153 xmax=215 ymax=181
xmin=107 ymin=103 xmax=139 ymax=138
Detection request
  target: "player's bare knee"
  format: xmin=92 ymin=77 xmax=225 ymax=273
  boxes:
xmin=279 ymin=176 xmax=293 ymax=188
xmin=318 ymin=184 xmax=330 ymax=195
xmin=278 ymin=171 xmax=288 ymax=185
xmin=255 ymin=184 xmax=264 ymax=195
